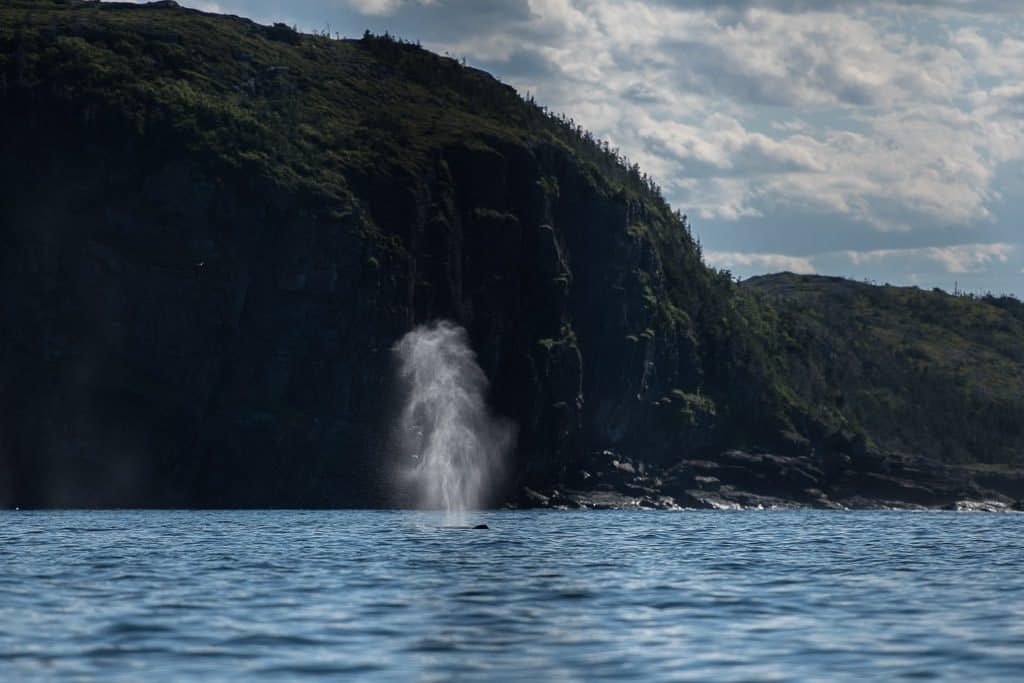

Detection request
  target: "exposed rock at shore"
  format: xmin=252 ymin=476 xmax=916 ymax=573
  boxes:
xmin=517 ymin=448 xmax=1020 ymax=510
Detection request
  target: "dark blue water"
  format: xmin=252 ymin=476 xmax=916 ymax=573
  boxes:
xmin=1 ymin=510 xmax=1022 ymax=681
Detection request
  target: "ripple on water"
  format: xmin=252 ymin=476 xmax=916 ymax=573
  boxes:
xmin=0 ymin=509 xmax=1022 ymax=682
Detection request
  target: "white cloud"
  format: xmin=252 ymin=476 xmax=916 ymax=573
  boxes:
xmin=347 ymin=0 xmax=435 ymax=17
xmin=952 ymin=27 xmax=1024 ymax=78
xmin=432 ymin=1 xmax=1024 ymax=232
xmin=843 ymin=242 xmax=1016 ymax=274
xmin=704 ymin=242 xmax=1017 ymax=285
xmin=705 ymin=251 xmax=816 ymax=274
xmin=188 ymin=1 xmax=225 ymax=12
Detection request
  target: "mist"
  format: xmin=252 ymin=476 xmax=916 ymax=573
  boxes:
xmin=392 ymin=321 xmax=514 ymax=518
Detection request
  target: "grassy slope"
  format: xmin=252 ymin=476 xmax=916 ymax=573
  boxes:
xmin=746 ymin=273 xmax=1024 ymax=465
xmin=0 ymin=0 xmax=684 ymax=231
xmin=2 ymin=1 xmax=1021 ymax=468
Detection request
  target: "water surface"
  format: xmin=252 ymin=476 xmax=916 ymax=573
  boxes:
xmin=1 ymin=510 xmax=1022 ymax=681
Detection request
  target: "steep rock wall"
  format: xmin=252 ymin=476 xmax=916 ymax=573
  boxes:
xmin=0 ymin=96 xmax=715 ymax=507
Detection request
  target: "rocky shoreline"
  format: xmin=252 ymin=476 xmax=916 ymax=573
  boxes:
xmin=516 ymin=447 xmax=1024 ymax=512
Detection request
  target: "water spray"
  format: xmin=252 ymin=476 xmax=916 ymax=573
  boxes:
xmin=393 ymin=321 xmax=513 ymax=522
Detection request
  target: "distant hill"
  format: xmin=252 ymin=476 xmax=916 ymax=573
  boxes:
xmin=745 ymin=273 xmax=1024 ymax=466
xmin=0 ymin=1 xmax=1020 ymax=507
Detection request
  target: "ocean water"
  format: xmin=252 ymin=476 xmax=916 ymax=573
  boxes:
xmin=1 ymin=510 xmax=1022 ymax=681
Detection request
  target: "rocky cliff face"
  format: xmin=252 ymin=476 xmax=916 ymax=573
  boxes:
xmin=0 ymin=96 xmax=728 ymax=507
xmin=0 ymin=2 xmax=726 ymax=506
xmin=1 ymin=1 xmax=1020 ymax=508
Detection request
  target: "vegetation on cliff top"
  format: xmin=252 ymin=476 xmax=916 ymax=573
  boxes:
xmin=747 ymin=274 xmax=1024 ymax=465
xmin=1 ymin=0 xmax=675 ymax=216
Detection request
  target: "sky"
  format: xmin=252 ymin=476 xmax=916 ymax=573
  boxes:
xmin=140 ymin=0 xmax=1023 ymax=296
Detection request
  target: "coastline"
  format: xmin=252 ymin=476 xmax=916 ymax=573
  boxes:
xmin=516 ymin=449 xmax=1024 ymax=512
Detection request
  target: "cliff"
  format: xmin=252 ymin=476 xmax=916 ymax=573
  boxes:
xmin=0 ymin=1 xmax=1020 ymax=508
